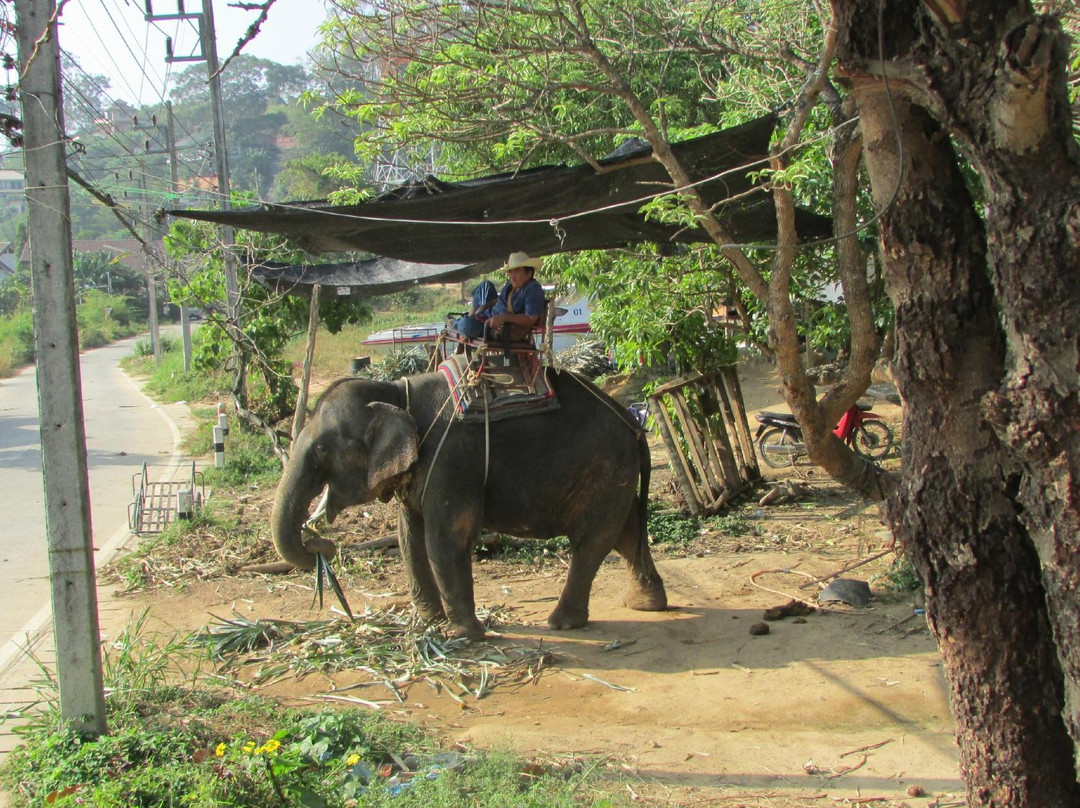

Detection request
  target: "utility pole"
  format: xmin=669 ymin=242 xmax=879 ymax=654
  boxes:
xmin=15 ymin=0 xmax=107 ymax=734
xmin=166 ymin=101 xmax=193 ymax=372
xmin=200 ymin=0 xmax=246 ymax=404
xmin=136 ymin=170 xmax=162 ymax=363
xmin=145 ymin=0 xmax=243 ymax=399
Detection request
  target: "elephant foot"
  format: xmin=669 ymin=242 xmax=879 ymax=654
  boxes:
xmin=414 ymin=602 xmax=448 ymax=623
xmin=547 ymin=606 xmax=589 ymax=631
xmin=448 ymin=617 xmax=488 ymax=642
xmin=623 ymin=583 xmax=668 ymax=612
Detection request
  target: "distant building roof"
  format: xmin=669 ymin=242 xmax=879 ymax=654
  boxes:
xmin=0 ymin=169 xmax=23 ymax=181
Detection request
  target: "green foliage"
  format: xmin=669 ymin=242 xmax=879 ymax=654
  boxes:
xmin=0 ymin=309 xmax=34 ymax=374
xmin=131 ymin=332 xmax=179 ymax=357
xmin=272 ymin=151 xmax=354 ymax=201
xmin=122 ymin=330 xmax=231 ymax=404
xmin=313 ymin=1 xmax=896 ymax=369
xmin=0 ymin=265 xmax=30 ymax=317
xmin=879 ymin=554 xmax=923 ymax=593
xmin=562 ymin=248 xmax=740 ymax=374
xmin=73 ymin=250 xmax=148 ymax=315
xmin=0 ymin=290 xmax=143 ymax=377
xmin=647 ymin=505 xmax=701 ymax=545
xmin=167 ymin=55 xmax=313 ymax=193
xmin=165 ymin=210 xmax=371 ymax=420
xmin=705 ymin=512 xmax=754 ymax=536
xmin=362 ymin=346 xmax=432 ymax=381
xmin=0 ymin=622 xmax=622 ymax=807
xmin=75 ymin=291 xmax=139 ymax=349
xmin=318 ymin=0 xmax=780 ymax=177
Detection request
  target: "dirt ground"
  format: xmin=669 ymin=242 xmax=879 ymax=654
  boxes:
xmin=115 ymin=360 xmax=967 ymax=807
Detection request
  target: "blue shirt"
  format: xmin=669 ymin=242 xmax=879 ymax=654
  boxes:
xmin=492 ymin=277 xmax=544 ymax=318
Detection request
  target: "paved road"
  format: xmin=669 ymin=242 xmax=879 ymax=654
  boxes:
xmin=0 ymin=336 xmax=192 ymax=659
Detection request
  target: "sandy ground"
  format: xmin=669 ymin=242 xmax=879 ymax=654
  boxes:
xmin=114 ymin=359 xmax=967 ymax=807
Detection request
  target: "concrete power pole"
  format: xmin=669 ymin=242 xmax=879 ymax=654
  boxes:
xmin=146 ymin=0 xmax=243 ymax=399
xmin=166 ymin=101 xmax=193 ymax=372
xmin=14 ymin=0 xmax=107 ymax=734
xmin=200 ymin=0 xmax=246 ymax=404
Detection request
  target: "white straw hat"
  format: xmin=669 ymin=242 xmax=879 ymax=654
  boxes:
xmin=501 ymin=251 xmax=543 ymax=271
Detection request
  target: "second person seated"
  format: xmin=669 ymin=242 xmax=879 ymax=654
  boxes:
xmin=453 ymin=251 xmax=546 ymax=342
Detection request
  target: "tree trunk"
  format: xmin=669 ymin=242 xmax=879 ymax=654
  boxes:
xmin=833 ymin=1 xmax=1080 ymax=803
xmin=966 ymin=21 xmax=1080 ymax=765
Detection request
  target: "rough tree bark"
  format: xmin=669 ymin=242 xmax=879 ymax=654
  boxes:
xmin=833 ymin=1 xmax=1080 ymax=804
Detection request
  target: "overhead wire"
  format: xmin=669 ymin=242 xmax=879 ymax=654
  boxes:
xmin=87 ymin=0 xmax=170 ymax=107
xmin=19 ymin=3 xmax=889 ymax=262
xmin=56 ymin=45 xmax=218 ymax=223
xmin=59 ymin=3 xmax=207 ymax=154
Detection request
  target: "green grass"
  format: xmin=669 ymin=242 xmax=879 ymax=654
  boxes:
xmin=286 ymin=285 xmax=462 ymax=380
xmin=121 ymin=332 xmax=231 ymax=405
xmin=189 ymin=422 xmax=284 ymax=489
xmin=476 ymin=534 xmax=572 ymax=563
xmin=0 ymin=293 xmax=145 ymax=378
xmin=0 ymin=616 xmax=626 ymax=807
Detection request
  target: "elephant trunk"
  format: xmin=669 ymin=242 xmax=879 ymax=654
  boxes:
xmin=270 ymin=452 xmax=326 ymax=570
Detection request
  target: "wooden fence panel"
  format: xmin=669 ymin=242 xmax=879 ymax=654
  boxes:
xmin=648 ymin=366 xmax=760 ymax=515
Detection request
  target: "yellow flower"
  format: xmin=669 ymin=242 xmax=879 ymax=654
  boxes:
xmin=346 ymin=754 xmax=361 ymax=766
xmin=215 ymin=743 xmax=227 ymax=758
xmin=263 ymin=739 xmax=282 ymax=754
xmin=242 ymin=741 xmax=256 ymax=755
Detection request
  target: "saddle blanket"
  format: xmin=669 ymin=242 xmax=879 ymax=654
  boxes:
xmin=438 ymin=351 xmax=559 ymax=422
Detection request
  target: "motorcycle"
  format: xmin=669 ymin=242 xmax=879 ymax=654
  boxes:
xmin=754 ymin=402 xmax=894 ymax=468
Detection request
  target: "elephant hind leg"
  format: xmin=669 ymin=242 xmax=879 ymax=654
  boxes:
xmin=547 ymin=527 xmax=614 ymax=630
xmin=615 ymin=498 xmax=667 ymax=612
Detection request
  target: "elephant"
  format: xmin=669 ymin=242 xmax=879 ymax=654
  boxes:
xmin=270 ymin=368 xmax=668 ymax=640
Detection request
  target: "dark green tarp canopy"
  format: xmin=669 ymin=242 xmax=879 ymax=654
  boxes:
xmin=169 ymin=114 xmax=831 ymax=295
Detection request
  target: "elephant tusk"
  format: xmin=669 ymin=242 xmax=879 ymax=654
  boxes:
xmin=305 ymin=486 xmax=331 ymax=530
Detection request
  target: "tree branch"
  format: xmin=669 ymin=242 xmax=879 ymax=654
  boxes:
xmin=213 ymin=0 xmax=279 ymax=79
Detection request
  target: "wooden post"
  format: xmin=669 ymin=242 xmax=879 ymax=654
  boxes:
xmin=16 ymin=0 xmax=107 ymax=734
xmin=293 ymin=284 xmax=321 ymax=441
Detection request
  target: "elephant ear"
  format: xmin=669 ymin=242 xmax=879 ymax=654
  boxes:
xmin=365 ymin=401 xmax=419 ymax=493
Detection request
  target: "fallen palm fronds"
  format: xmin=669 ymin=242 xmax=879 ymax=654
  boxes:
xmin=191 ymin=603 xmax=559 ymax=703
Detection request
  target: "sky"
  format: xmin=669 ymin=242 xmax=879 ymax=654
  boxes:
xmin=56 ymin=0 xmax=329 ymax=107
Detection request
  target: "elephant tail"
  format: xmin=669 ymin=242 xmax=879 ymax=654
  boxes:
xmin=637 ymin=429 xmax=651 ymax=544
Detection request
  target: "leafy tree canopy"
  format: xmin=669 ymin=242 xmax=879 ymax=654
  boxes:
xmin=315 ymin=0 xmax=864 ymax=365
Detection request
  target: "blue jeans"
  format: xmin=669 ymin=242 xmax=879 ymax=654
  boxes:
xmin=453 ymin=315 xmax=487 ymax=339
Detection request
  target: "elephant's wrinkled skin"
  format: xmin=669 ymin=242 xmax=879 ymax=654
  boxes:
xmin=271 ymin=370 xmax=668 ymax=640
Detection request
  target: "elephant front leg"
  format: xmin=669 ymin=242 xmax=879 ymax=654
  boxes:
xmin=398 ymin=506 xmax=445 ymax=623
xmin=425 ymin=526 xmax=486 ymax=641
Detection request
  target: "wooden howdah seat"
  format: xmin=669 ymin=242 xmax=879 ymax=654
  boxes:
xmin=436 ymin=301 xmax=561 ymax=422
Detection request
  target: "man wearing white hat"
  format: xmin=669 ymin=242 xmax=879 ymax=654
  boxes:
xmin=455 ymin=251 xmax=545 ymax=342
